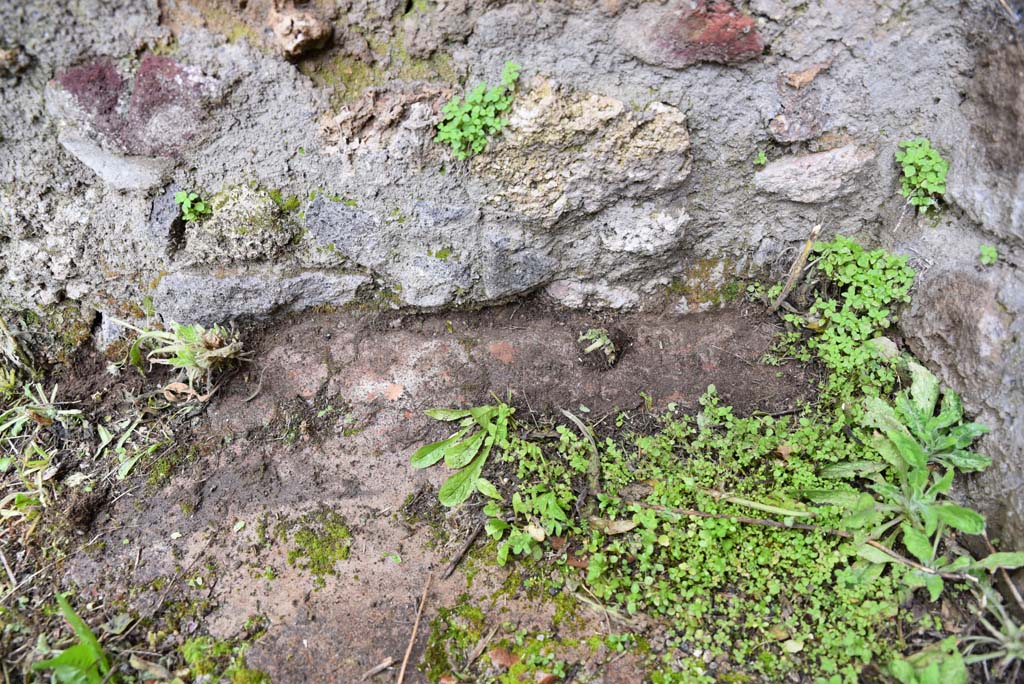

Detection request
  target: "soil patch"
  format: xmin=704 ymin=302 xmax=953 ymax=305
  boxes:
xmin=54 ymin=299 xmax=816 ymax=683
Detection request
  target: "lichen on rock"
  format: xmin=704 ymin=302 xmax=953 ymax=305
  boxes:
xmin=473 ymin=77 xmax=691 ymax=227
xmin=182 ymin=186 xmax=299 ymax=265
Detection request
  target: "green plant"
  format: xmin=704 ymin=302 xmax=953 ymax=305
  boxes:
xmin=117 ymin=320 xmax=245 ymax=394
xmin=31 ymin=594 xmax=113 ymax=684
xmin=895 ymin=138 xmax=949 ymax=214
xmin=962 ymin=581 xmax=1024 ymax=679
xmin=754 ymin=148 xmax=768 ymax=166
xmin=577 ymin=328 xmax=618 ymax=366
xmin=180 ymin=634 xmax=269 ymax=682
xmin=174 ymin=190 xmax=212 ymax=222
xmin=782 ymin=236 xmax=915 ymax=394
xmin=0 ymin=366 xmax=18 ymax=399
xmin=435 ymin=61 xmax=521 ymax=160
xmin=888 ymin=637 xmax=967 ymax=684
xmin=486 ymin=486 xmax=573 ymax=566
xmin=979 ymin=244 xmax=999 ymax=265
xmin=861 ymin=360 xmax=989 ymax=473
xmin=0 ymin=383 xmax=82 ymax=440
xmin=411 ymin=403 xmax=513 ymax=506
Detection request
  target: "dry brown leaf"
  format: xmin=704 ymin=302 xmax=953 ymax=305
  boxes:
xmin=535 ymin=671 xmax=560 ymax=684
xmin=129 ymin=655 xmax=172 ymax=680
xmin=566 ymin=554 xmax=589 ymax=569
xmin=487 ymin=647 xmax=519 ymax=669
xmin=588 ymin=515 xmax=639 ymax=535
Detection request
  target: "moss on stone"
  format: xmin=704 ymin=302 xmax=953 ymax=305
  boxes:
xmin=299 ymin=25 xmax=457 ymax=105
xmin=664 ymin=257 xmax=747 ymax=311
xmin=278 ymin=508 xmax=352 ymax=586
xmin=421 ymin=596 xmax=486 ymax=682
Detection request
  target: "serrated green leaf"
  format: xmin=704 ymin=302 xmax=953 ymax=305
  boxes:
xmin=948 ymin=422 xmax=989 ymax=450
xmin=940 ymin=449 xmax=990 ymax=473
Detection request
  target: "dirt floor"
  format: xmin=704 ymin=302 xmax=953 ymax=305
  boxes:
xmin=40 ymin=299 xmax=817 ymax=683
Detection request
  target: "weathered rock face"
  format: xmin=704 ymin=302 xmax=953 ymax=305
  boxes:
xmin=946 ymin=42 xmax=1024 ymax=248
xmin=44 ymin=55 xmax=219 ymax=189
xmin=901 ymin=267 xmax=1024 ymax=552
xmin=474 ymin=77 xmax=691 ymax=225
xmin=753 ymin=145 xmax=876 ymax=204
xmin=1 ymin=0 xmax=1023 ymax=544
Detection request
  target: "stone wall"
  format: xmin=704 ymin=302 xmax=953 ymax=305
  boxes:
xmin=1 ymin=0 xmax=1021 ymax=545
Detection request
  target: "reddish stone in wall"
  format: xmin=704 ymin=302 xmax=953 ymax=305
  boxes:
xmin=127 ymin=55 xmax=211 ymax=156
xmin=617 ymin=1 xmax=764 ymax=69
xmin=50 ymin=54 xmax=215 ymax=158
xmin=56 ymin=59 xmax=124 ymax=138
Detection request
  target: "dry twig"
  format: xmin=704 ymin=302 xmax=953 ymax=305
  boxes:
xmin=396 ymin=572 xmax=432 ymax=684
xmin=770 ymin=224 xmax=822 ymax=313
xmin=441 ymin=520 xmax=483 ymax=580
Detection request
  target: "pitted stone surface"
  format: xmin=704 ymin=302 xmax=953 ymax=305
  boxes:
xmin=473 ymin=78 xmax=691 ymax=226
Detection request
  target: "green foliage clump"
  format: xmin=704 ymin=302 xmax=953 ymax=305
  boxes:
xmin=31 ymin=595 xmax=111 ymax=684
xmin=435 ymin=61 xmax=520 ymax=160
xmin=979 ymin=244 xmax=999 ymax=265
xmin=783 ymin=236 xmax=915 ymax=395
xmin=410 ymin=403 xmax=512 ymax=507
xmin=895 ymin=138 xmax=948 ymax=213
xmin=180 ymin=634 xmax=270 ymax=683
xmin=118 ymin=320 xmax=245 ymax=393
xmin=280 ymin=509 xmax=352 ymax=586
xmin=410 ymin=236 xmax=1024 ymax=683
xmin=174 ymin=190 xmax=212 ymax=222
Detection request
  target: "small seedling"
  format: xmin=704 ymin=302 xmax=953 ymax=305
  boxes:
xmin=174 ymin=191 xmax=212 ymax=222
xmin=754 ymin=149 xmax=768 ymax=166
xmin=31 ymin=594 xmax=112 ymax=684
xmin=116 ymin=320 xmax=245 ymax=395
xmin=410 ymin=403 xmax=512 ymax=506
xmin=435 ymin=61 xmax=521 ymax=160
xmin=979 ymin=245 xmax=998 ymax=266
xmin=895 ymin=138 xmax=949 ymax=214
xmin=578 ymin=328 xmax=618 ymax=367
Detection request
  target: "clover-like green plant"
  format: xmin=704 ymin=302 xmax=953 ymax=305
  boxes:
xmin=979 ymin=245 xmax=999 ymax=266
xmin=783 ymin=236 xmax=915 ymax=391
xmin=410 ymin=403 xmax=512 ymax=506
xmin=435 ymin=61 xmax=521 ymax=160
xmin=895 ymin=138 xmax=948 ymax=214
xmin=174 ymin=190 xmax=212 ymax=222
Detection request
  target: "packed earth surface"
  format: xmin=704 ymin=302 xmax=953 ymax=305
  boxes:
xmin=2 ymin=0 xmax=1024 ymax=683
